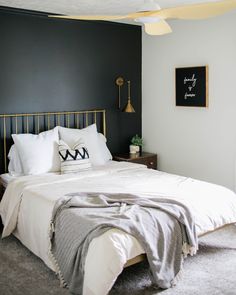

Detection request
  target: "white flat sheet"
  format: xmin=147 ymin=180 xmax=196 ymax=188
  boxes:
xmin=1 ymin=161 xmax=236 ymax=295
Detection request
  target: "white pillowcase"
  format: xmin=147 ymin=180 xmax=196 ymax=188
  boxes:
xmin=58 ymin=124 xmax=111 ymax=166
xmin=98 ymin=133 xmax=112 ymax=162
xmin=12 ymin=127 xmax=60 ymax=175
xmin=8 ymin=145 xmax=24 ymax=176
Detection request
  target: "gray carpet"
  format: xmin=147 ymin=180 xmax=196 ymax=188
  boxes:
xmin=1 ymin=225 xmax=236 ymax=295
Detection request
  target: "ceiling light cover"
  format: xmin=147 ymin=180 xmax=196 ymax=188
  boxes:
xmin=138 ymin=0 xmax=161 ymax=12
xmin=134 ymin=16 xmax=161 ymax=23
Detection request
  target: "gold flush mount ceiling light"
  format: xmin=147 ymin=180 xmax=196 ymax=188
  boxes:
xmin=49 ymin=0 xmax=236 ymax=36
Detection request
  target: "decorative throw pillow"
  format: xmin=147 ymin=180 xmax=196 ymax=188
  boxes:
xmin=58 ymin=124 xmax=108 ymax=166
xmin=58 ymin=140 xmax=91 ymax=174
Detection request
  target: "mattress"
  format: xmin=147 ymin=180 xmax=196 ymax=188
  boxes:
xmin=0 ymin=161 xmax=141 ymax=188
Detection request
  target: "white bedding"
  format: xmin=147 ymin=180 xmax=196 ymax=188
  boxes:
xmin=1 ymin=161 xmax=236 ymax=295
xmin=0 ymin=172 xmax=59 ymax=188
xmin=1 ymin=173 xmax=18 ymax=188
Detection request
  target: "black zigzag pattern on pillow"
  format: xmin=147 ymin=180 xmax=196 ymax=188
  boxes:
xmin=59 ymin=147 xmax=89 ymax=161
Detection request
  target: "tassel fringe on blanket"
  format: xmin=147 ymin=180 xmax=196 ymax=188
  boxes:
xmin=48 ymin=222 xmax=67 ymax=288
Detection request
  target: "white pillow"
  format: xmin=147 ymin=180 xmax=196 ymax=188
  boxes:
xmin=12 ymin=127 xmax=60 ymax=175
xmin=58 ymin=140 xmax=91 ymax=174
xmin=58 ymin=124 xmax=95 ymax=147
xmin=58 ymin=124 xmax=107 ymax=166
xmin=98 ymin=133 xmax=112 ymax=162
xmin=8 ymin=145 xmax=24 ymax=176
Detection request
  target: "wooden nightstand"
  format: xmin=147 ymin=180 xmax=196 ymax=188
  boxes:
xmin=114 ymin=152 xmax=157 ymax=170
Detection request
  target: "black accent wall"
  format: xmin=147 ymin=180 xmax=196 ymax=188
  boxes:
xmin=0 ymin=7 xmax=142 ymax=156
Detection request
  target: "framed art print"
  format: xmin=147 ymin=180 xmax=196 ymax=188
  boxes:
xmin=175 ymin=66 xmax=209 ymax=107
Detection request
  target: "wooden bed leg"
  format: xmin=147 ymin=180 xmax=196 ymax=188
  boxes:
xmin=124 ymin=254 xmax=146 ymax=268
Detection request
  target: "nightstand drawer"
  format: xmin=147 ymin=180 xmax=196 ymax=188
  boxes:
xmin=140 ymin=156 xmax=157 ymax=169
xmin=114 ymin=152 xmax=157 ymax=170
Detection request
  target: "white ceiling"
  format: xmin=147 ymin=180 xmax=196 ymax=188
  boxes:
xmin=0 ymin=0 xmax=220 ymax=15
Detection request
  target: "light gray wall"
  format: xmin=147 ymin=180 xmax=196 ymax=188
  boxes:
xmin=142 ymin=11 xmax=236 ymax=190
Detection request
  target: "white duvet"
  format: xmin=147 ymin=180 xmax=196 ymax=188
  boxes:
xmin=1 ymin=161 xmax=236 ymax=295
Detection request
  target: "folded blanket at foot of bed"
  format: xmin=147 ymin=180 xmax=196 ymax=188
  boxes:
xmin=49 ymin=192 xmax=198 ymax=295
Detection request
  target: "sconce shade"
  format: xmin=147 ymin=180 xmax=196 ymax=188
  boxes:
xmin=123 ymin=99 xmax=135 ymax=113
xmin=123 ymin=80 xmax=135 ymax=113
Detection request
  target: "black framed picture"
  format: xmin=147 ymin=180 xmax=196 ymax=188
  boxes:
xmin=175 ymin=66 xmax=208 ymax=107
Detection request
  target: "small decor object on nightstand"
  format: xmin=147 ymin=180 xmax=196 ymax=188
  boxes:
xmin=130 ymin=134 xmax=143 ymax=154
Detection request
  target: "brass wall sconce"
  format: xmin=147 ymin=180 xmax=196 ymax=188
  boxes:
xmin=115 ymin=76 xmax=135 ymax=113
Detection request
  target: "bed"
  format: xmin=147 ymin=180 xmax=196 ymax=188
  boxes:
xmin=1 ymin=109 xmax=236 ymax=295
